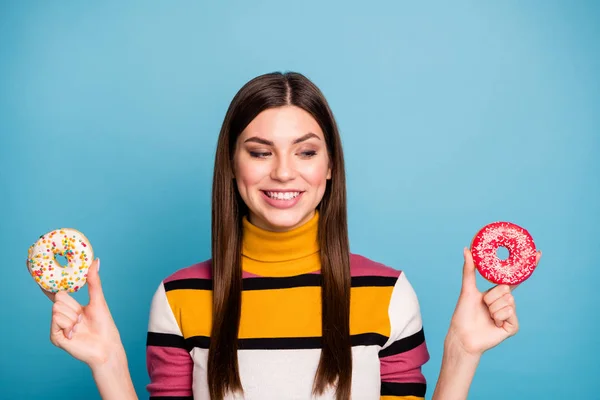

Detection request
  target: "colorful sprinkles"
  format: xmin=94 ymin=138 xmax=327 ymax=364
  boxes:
xmin=26 ymin=228 xmax=94 ymax=293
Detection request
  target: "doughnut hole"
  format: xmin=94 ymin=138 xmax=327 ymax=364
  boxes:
xmin=55 ymin=254 xmax=69 ymax=267
xmin=496 ymin=246 xmax=510 ymax=260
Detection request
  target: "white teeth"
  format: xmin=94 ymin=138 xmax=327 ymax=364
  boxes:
xmin=266 ymin=191 xmax=300 ymax=200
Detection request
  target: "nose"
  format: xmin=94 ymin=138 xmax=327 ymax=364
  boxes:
xmin=270 ymin=154 xmax=295 ymax=182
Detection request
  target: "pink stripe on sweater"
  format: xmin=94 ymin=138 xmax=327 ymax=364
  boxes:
xmin=350 ymin=253 xmax=402 ymax=278
xmin=162 ymin=259 xmax=276 ymax=282
xmin=146 ymin=345 xmax=193 ymax=397
xmin=163 ymin=260 xmax=212 ymax=283
xmin=162 ymin=254 xmax=402 ymax=282
xmin=380 ymin=342 xmax=429 ymax=384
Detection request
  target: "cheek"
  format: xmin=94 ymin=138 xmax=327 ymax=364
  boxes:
xmin=235 ymin=160 xmax=268 ymax=190
xmin=302 ymin=161 xmax=331 ymax=186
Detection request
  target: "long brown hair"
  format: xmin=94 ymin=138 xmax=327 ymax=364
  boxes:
xmin=209 ymin=71 xmax=352 ymax=400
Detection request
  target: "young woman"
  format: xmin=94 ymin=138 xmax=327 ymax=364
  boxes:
xmin=45 ymin=72 xmax=541 ymax=400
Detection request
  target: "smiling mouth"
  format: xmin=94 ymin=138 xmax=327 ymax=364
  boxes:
xmin=262 ymin=191 xmax=302 ymax=200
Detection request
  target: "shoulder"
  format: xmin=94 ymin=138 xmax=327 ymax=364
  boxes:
xmin=148 ymin=260 xmax=213 ymax=334
xmin=149 ymin=259 xmax=213 ymax=304
xmin=349 ymin=253 xmax=425 ymax=349
xmin=161 ymin=259 xmax=213 ymax=286
xmin=349 ymin=253 xmax=402 ymax=279
xmin=349 ymin=253 xmax=420 ymax=308
xmin=350 ymin=255 xmax=426 ymax=349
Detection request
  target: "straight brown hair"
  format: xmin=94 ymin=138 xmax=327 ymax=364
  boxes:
xmin=209 ymin=71 xmax=352 ymax=400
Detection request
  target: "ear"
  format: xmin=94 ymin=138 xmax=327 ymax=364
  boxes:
xmin=326 ymin=162 xmax=332 ymax=180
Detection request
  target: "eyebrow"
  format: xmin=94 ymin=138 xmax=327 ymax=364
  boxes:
xmin=244 ymin=132 xmax=321 ymax=146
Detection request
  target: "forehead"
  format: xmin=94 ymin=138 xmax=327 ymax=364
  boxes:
xmin=240 ymin=105 xmax=324 ymax=141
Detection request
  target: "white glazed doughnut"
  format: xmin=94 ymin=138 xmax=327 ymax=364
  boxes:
xmin=26 ymin=228 xmax=94 ymax=293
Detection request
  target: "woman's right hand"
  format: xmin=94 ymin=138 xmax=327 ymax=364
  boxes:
xmin=45 ymin=259 xmax=125 ymax=369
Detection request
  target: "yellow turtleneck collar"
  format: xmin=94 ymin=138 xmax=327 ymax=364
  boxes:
xmin=241 ymin=211 xmax=321 ymax=277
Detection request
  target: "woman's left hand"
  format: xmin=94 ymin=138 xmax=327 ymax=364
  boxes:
xmin=446 ymin=247 xmax=542 ymax=357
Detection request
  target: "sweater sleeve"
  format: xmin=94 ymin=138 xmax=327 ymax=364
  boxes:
xmin=379 ymin=273 xmax=430 ymax=400
xmin=145 ymin=282 xmax=194 ymax=399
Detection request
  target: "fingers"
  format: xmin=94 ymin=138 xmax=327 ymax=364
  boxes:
xmin=51 ymin=312 xmax=76 ymax=342
xmin=483 ymin=284 xmax=511 ymax=306
xmin=488 ymin=293 xmax=516 ymax=328
xmin=86 ymin=258 xmax=105 ymax=305
xmin=483 ymin=285 xmax=513 ymax=327
xmin=498 ymin=305 xmax=519 ymax=334
xmin=484 ymin=285 xmax=519 ymax=332
xmin=51 ymin=292 xmax=84 ymax=341
xmin=461 ymin=247 xmax=477 ymax=293
xmin=491 ymin=305 xmax=518 ymax=331
xmin=488 ymin=292 xmax=515 ymax=315
xmin=55 ymin=291 xmax=84 ymax=315
xmin=535 ymin=250 xmax=542 ymax=265
xmin=53 ymin=301 xmax=80 ymax=323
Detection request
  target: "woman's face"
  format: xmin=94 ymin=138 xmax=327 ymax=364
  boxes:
xmin=233 ymin=105 xmax=331 ymax=232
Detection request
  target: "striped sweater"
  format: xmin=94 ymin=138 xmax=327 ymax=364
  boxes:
xmin=146 ymin=213 xmax=430 ymax=399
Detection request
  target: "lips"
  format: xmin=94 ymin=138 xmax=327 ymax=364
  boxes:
xmin=260 ymin=190 xmax=304 ymax=209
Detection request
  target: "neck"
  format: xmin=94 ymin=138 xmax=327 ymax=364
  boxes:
xmin=241 ymin=211 xmax=321 ymax=277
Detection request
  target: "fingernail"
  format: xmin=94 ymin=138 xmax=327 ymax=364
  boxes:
xmin=97 ymin=258 xmax=101 ymax=272
xmin=72 ymin=324 xmax=78 ymax=333
xmin=78 ymin=314 xmax=83 ymax=323
xmin=67 ymin=331 xmax=72 ymax=339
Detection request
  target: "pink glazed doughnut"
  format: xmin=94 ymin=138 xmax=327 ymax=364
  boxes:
xmin=470 ymin=222 xmax=537 ymax=285
xmin=26 ymin=228 xmax=94 ymax=293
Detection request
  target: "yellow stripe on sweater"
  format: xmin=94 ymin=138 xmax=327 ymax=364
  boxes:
xmin=166 ymin=285 xmax=396 ymax=339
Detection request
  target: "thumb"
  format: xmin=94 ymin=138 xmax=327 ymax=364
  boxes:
xmin=86 ymin=258 xmax=105 ymax=304
xmin=461 ymin=247 xmax=478 ymax=293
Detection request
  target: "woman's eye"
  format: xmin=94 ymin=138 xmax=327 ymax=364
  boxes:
xmin=300 ymin=150 xmax=317 ymax=158
xmin=249 ymin=151 xmax=271 ymax=158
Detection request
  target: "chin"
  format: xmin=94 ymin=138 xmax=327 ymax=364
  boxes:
xmin=257 ymin=209 xmax=313 ymax=232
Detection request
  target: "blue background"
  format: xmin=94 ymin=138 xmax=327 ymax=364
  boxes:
xmin=1 ymin=1 xmax=598 ymax=398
